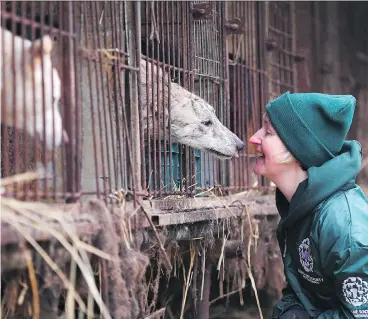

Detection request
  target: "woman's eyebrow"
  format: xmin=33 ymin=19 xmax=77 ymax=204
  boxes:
xmin=267 ymin=120 xmax=277 ymax=133
xmin=263 ymin=116 xmax=269 ymax=127
xmin=263 ymin=115 xmax=277 ymax=133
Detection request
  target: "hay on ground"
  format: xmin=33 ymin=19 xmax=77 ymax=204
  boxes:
xmin=1 ymin=174 xmax=283 ymax=319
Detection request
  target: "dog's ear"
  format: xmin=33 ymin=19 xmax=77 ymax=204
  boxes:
xmin=32 ymin=34 xmax=53 ymax=57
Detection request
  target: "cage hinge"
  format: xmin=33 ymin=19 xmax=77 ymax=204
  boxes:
xmin=190 ymin=2 xmax=213 ymax=20
xmin=266 ymin=38 xmax=278 ymax=51
xmin=293 ymin=48 xmax=308 ymax=63
xmin=224 ymin=18 xmax=244 ymax=34
xmin=266 ymin=38 xmax=307 ymax=63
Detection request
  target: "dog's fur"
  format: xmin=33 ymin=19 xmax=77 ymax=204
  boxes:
xmin=140 ymin=59 xmax=244 ymax=159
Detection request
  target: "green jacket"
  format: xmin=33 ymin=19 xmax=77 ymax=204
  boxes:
xmin=273 ymin=141 xmax=368 ymax=319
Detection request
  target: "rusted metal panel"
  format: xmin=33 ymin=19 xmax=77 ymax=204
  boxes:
xmin=293 ymin=3 xmax=315 ymax=92
xmin=266 ymin=1 xmax=297 ymax=100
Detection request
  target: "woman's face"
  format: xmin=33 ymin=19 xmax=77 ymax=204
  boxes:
xmin=249 ymin=113 xmax=291 ymax=179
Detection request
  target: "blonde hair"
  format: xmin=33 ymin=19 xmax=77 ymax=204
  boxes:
xmin=262 ymin=112 xmax=296 ymax=164
xmin=274 ymin=149 xmax=296 ymax=164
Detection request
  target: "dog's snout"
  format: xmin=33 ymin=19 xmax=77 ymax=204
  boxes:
xmin=236 ymin=140 xmax=245 ymax=151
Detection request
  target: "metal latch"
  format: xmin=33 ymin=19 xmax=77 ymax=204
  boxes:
xmin=224 ymin=18 xmax=244 ymax=34
xmin=190 ymin=2 xmax=213 ymax=20
xmin=266 ymin=38 xmax=278 ymax=51
xmin=266 ymin=38 xmax=307 ymax=63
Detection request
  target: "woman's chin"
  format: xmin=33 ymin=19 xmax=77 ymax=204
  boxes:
xmin=253 ymin=158 xmax=265 ymax=176
xmin=253 ymin=164 xmax=264 ymax=176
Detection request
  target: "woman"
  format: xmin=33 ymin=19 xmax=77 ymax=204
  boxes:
xmin=249 ymin=91 xmax=368 ymax=319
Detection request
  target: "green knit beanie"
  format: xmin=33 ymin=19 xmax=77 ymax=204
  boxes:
xmin=266 ymin=91 xmax=356 ymax=168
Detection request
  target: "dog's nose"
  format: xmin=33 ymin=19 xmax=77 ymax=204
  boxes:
xmin=236 ymin=140 xmax=245 ymax=151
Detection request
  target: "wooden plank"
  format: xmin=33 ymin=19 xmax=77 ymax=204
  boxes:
xmin=139 ymin=193 xmax=277 ymax=227
xmin=1 ymin=193 xmax=278 ymax=245
xmin=148 ymin=206 xmax=243 ymax=227
xmin=140 ymin=192 xmax=276 ymax=212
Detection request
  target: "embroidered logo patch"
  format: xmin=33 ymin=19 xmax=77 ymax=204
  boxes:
xmin=342 ymin=277 xmax=368 ymax=307
xmin=298 ymin=238 xmax=313 ymax=273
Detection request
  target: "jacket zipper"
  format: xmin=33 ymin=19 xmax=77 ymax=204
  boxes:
xmin=283 ymin=230 xmax=287 ymax=257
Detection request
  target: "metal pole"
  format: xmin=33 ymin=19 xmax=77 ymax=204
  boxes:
xmin=62 ymin=1 xmax=77 ymax=201
xmin=197 ymin=259 xmax=212 ymax=319
xmin=126 ymin=1 xmax=142 ymax=193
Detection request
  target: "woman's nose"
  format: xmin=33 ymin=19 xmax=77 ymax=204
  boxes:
xmin=249 ymin=133 xmax=262 ymax=145
xmin=249 ymin=136 xmax=261 ymax=145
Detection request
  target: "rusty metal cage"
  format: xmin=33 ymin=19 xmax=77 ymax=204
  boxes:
xmin=140 ymin=1 xmax=197 ymax=197
xmin=226 ymin=1 xmax=267 ymax=190
xmin=1 ymin=1 xmax=297 ymax=204
xmin=139 ymin=1 xmax=231 ymax=197
xmin=1 ymin=1 xmax=141 ymax=204
xmin=266 ymin=1 xmax=296 ymax=99
xmin=192 ymin=2 xmax=227 ymax=193
xmin=75 ymin=1 xmax=137 ymax=202
xmin=1 ymin=1 xmax=81 ymax=202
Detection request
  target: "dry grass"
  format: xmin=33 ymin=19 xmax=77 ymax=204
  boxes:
xmin=1 ymin=173 xmax=150 ymax=319
xmin=1 ymin=172 xmax=283 ymax=319
xmin=1 ymin=196 xmax=112 ymax=319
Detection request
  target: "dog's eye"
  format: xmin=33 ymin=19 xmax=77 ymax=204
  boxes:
xmin=202 ymin=120 xmax=212 ymax=126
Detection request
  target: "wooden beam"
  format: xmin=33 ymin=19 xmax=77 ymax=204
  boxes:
xmin=1 ymin=193 xmax=278 ymax=245
xmin=147 ymin=206 xmax=243 ymax=227
xmin=141 ymin=193 xmax=276 ymax=212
